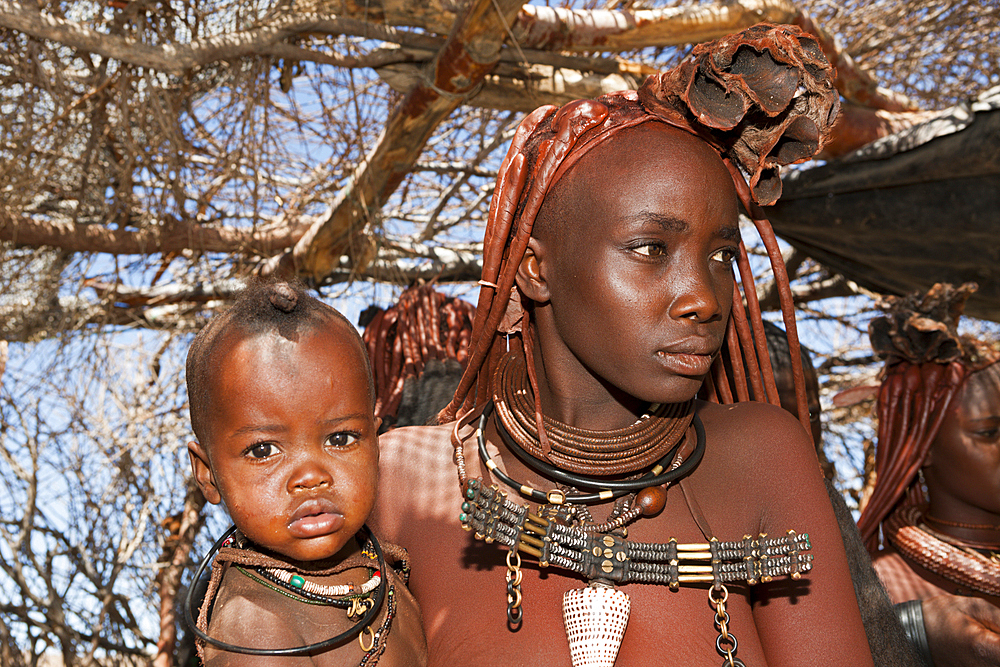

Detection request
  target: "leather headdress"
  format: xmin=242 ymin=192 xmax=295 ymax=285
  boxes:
xmin=442 ymin=23 xmax=841 ymax=441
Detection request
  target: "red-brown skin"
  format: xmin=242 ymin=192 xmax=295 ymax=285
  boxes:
xmin=188 ymin=324 xmax=427 ymax=666
xmin=874 ymin=362 xmax=1000 ymax=609
xmin=373 ymin=125 xmax=873 ymax=666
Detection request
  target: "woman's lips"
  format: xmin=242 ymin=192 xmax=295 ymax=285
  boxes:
xmin=656 ymin=350 xmax=715 ymax=376
xmin=287 ymin=499 xmax=344 ymax=538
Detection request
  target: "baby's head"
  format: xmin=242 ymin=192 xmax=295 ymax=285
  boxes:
xmin=186 ymin=280 xmax=379 ymax=565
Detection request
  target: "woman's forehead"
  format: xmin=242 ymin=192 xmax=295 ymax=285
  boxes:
xmin=966 ymin=363 xmax=1000 ymax=397
xmin=546 ymin=125 xmax=738 ymax=224
xmin=575 ymin=122 xmax=724 ymax=172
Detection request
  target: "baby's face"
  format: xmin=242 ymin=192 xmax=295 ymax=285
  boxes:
xmin=190 ymin=325 xmax=378 ymax=565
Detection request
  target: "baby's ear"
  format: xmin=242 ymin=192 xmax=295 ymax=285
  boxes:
xmin=515 ymin=238 xmax=551 ymax=303
xmin=187 ymin=441 xmax=222 ymax=505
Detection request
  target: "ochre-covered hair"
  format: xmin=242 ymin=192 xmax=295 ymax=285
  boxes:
xmin=438 ymin=23 xmax=841 ymax=440
xmin=362 ymin=284 xmax=475 ymax=422
xmin=857 ymin=282 xmax=1000 ymax=552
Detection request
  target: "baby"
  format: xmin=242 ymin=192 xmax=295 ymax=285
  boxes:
xmin=185 ymin=280 xmax=426 ymax=666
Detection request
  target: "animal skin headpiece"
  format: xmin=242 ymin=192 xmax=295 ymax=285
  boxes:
xmin=869 ymin=282 xmax=1000 ymax=370
xmin=441 ymin=23 xmax=841 ymax=441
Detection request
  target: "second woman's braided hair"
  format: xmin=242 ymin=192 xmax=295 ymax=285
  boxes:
xmin=362 ymin=284 xmax=475 ymax=423
xmin=438 ymin=23 xmax=841 ymax=443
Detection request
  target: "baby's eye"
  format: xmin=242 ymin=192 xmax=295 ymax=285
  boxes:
xmin=246 ymin=442 xmax=278 ymax=459
xmin=633 ymin=243 xmax=666 ymax=257
xmin=710 ymin=247 xmax=738 ymax=265
xmin=326 ymin=432 xmax=359 ymax=448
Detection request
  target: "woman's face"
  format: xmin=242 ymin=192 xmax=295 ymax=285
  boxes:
xmin=925 ymin=362 xmax=1000 ymax=520
xmin=526 ymin=123 xmax=739 ymax=411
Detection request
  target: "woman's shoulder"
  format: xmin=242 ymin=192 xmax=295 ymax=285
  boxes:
xmin=696 ymin=399 xmax=815 ymax=460
xmin=697 ymin=396 xmax=806 ymax=427
xmin=379 ymin=422 xmax=454 ymax=459
xmin=690 ymin=399 xmax=826 ymax=527
xmin=373 ymin=422 xmax=465 ymax=540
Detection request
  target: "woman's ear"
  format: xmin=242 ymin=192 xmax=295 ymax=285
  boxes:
xmin=187 ymin=441 xmax=222 ymax=505
xmin=515 ymin=238 xmax=551 ymax=303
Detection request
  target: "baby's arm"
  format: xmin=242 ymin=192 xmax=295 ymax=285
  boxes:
xmin=725 ymin=402 xmax=876 ymax=666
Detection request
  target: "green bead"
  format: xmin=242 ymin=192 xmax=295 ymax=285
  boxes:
xmin=290 ymin=575 xmax=305 ymax=589
xmin=459 ymin=513 xmax=468 ymax=522
xmin=466 ymin=488 xmax=475 ymax=499
xmin=461 ymin=502 xmax=470 ymax=512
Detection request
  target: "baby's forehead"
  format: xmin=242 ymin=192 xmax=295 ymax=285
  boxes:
xmin=205 ymin=323 xmax=374 ymax=409
xmin=219 ymin=319 xmax=365 ymax=366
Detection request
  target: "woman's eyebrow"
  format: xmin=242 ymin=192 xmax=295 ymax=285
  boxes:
xmin=636 ymin=211 xmax=687 ymax=232
xmin=720 ymin=225 xmax=741 ymax=241
xmin=635 ymin=211 xmax=741 ymax=241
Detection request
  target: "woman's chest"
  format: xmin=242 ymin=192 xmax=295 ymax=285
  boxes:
xmin=406 ymin=496 xmax=771 ymax=667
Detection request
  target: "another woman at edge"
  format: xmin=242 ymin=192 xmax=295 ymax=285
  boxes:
xmin=372 ymin=24 xmax=874 ymax=667
xmin=858 ymin=283 xmax=1000 ymax=648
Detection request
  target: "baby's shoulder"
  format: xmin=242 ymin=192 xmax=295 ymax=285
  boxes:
xmin=201 ymin=570 xmax=317 ymax=664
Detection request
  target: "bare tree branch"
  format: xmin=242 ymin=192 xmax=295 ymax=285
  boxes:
xmin=0 ymin=3 xmax=411 ymax=75
xmin=0 ymin=207 xmax=311 ymax=256
xmin=282 ymin=0 xmax=526 ymax=283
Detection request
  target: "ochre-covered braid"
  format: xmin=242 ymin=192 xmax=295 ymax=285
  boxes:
xmin=438 ymin=23 xmax=840 ymax=446
xmin=363 ymin=284 xmax=475 ymax=422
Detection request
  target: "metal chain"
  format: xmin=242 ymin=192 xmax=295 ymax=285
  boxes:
xmin=506 ymin=549 xmax=524 ymax=629
xmin=710 ymin=585 xmax=746 ymax=667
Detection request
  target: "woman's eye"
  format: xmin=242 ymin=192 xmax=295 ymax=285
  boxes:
xmin=246 ymin=442 xmax=278 ymax=459
xmin=711 ymin=247 xmax=738 ymax=265
xmin=634 ymin=243 xmax=666 ymax=257
xmin=326 ymin=432 xmax=359 ymax=448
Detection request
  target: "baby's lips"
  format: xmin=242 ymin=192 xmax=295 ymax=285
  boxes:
xmin=287 ymin=497 xmax=344 ymax=538
xmin=288 ymin=511 xmax=345 ymax=538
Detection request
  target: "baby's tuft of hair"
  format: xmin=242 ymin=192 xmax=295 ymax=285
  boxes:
xmin=268 ymin=282 xmax=299 ymax=313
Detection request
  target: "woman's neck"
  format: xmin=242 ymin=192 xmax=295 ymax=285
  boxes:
xmin=924 ymin=502 xmax=1000 ymax=548
xmin=529 ymin=337 xmax=649 ymax=431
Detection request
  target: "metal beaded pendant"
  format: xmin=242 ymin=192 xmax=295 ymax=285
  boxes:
xmin=562 ymin=583 xmax=631 ymax=667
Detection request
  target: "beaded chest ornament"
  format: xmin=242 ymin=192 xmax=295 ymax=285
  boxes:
xmin=459 ymin=402 xmax=814 ymax=667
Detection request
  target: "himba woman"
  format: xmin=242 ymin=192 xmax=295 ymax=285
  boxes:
xmin=372 ymin=24 xmax=874 ymax=666
xmin=857 ymin=282 xmax=1000 ymax=659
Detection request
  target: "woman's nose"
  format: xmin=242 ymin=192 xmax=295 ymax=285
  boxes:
xmin=668 ymin=261 xmax=725 ymax=323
